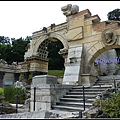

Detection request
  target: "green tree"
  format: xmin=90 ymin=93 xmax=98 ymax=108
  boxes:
xmin=11 ymin=37 xmax=30 ymax=63
xmin=47 ymin=39 xmax=64 ymax=70
xmin=107 ymin=8 xmax=120 ymax=21
xmin=0 ymin=36 xmax=11 ymax=44
xmin=0 ymin=44 xmax=12 ymax=64
xmin=101 ymin=92 xmax=120 ymax=118
xmin=0 ymin=36 xmax=30 ymax=64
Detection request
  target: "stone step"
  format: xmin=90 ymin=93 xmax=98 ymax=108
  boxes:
xmin=95 ymin=84 xmax=112 ymax=86
xmin=95 ymin=83 xmax=113 ymax=85
xmin=72 ymin=86 xmax=90 ymax=89
xmin=96 ymin=80 xmax=114 ymax=82
xmin=71 ymin=85 xmax=112 ymax=89
xmin=56 ymin=102 xmax=92 ymax=107
xmin=97 ymin=79 xmax=115 ymax=81
xmin=90 ymin=85 xmax=112 ymax=88
xmin=67 ymin=92 xmax=102 ymax=95
xmin=95 ymin=81 xmax=113 ymax=84
xmin=98 ymin=77 xmax=120 ymax=79
xmin=95 ymin=83 xmax=112 ymax=86
xmin=52 ymin=81 xmax=113 ymax=112
xmin=60 ymin=98 xmax=95 ymax=103
xmin=63 ymin=94 xmax=96 ymax=98
xmin=52 ymin=105 xmax=89 ymax=112
xmin=69 ymin=88 xmax=106 ymax=92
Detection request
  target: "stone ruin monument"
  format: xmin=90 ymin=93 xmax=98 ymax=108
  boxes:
xmin=27 ymin=4 xmax=120 ymax=112
xmin=24 ymin=4 xmax=120 ymax=86
xmin=0 ymin=4 xmax=120 ymax=118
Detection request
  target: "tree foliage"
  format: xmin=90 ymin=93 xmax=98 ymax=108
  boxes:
xmin=11 ymin=37 xmax=30 ymax=63
xmin=0 ymin=36 xmax=31 ymax=64
xmin=107 ymin=8 xmax=120 ymax=21
xmin=4 ymin=85 xmax=26 ymax=104
xmin=47 ymin=39 xmax=64 ymax=70
xmin=101 ymin=92 xmax=120 ymax=118
xmin=0 ymin=36 xmax=11 ymax=44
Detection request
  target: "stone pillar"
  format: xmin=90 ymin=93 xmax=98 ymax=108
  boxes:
xmin=30 ymin=75 xmax=57 ymax=112
xmin=59 ymin=48 xmax=68 ymax=68
xmin=107 ymin=49 xmax=118 ymax=75
xmin=80 ymin=74 xmax=97 ymax=86
xmin=3 ymin=73 xmax=15 ymax=86
xmin=95 ymin=51 xmax=108 ymax=75
xmin=62 ymin=46 xmax=82 ymax=85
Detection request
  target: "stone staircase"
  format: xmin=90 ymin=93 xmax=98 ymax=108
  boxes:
xmin=95 ymin=75 xmax=120 ymax=86
xmin=52 ymin=75 xmax=120 ymax=112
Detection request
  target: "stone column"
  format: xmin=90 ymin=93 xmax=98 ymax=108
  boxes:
xmin=3 ymin=73 xmax=14 ymax=86
xmin=96 ymin=51 xmax=108 ymax=75
xmin=58 ymin=48 xmax=68 ymax=68
xmin=107 ymin=49 xmax=118 ymax=75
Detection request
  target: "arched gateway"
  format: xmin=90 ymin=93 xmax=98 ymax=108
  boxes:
xmin=24 ymin=4 xmax=120 ymax=86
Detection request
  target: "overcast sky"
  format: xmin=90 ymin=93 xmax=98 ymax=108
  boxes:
xmin=0 ymin=1 xmax=120 ymax=39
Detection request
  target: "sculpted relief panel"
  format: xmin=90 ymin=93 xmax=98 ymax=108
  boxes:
xmin=102 ymin=29 xmax=118 ymax=46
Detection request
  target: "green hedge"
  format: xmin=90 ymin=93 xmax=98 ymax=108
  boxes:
xmin=48 ymin=70 xmax=64 ymax=77
xmin=0 ymin=88 xmax=4 ymax=95
xmin=4 ymin=86 xmax=26 ymax=104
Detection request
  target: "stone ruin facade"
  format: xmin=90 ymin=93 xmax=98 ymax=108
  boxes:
xmin=0 ymin=4 xmax=120 ymax=87
xmin=23 ymin=4 xmax=120 ymax=86
xmin=0 ymin=4 xmax=120 ymax=118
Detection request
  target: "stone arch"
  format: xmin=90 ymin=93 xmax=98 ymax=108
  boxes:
xmin=32 ymin=33 xmax=68 ymax=55
xmin=86 ymin=41 xmax=120 ymax=73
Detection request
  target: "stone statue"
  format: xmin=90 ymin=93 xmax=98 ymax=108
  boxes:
xmin=102 ymin=29 xmax=118 ymax=45
xmin=61 ymin=4 xmax=79 ymax=17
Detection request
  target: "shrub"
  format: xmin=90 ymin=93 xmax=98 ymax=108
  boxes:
xmin=101 ymin=92 xmax=120 ymax=118
xmin=0 ymin=88 xmax=4 ymax=95
xmin=48 ymin=70 xmax=64 ymax=77
xmin=4 ymin=85 xmax=26 ymax=104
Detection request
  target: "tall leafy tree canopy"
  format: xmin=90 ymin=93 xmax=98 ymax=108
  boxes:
xmin=11 ymin=37 xmax=30 ymax=63
xmin=107 ymin=8 xmax=120 ymax=21
xmin=47 ymin=39 xmax=64 ymax=70
xmin=0 ymin=36 xmax=31 ymax=64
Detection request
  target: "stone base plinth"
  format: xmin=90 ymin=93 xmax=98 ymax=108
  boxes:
xmin=32 ymin=75 xmax=57 ymax=86
xmin=81 ymin=74 xmax=96 ymax=86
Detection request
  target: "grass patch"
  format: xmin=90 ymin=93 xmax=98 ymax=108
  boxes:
xmin=48 ymin=70 xmax=64 ymax=77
